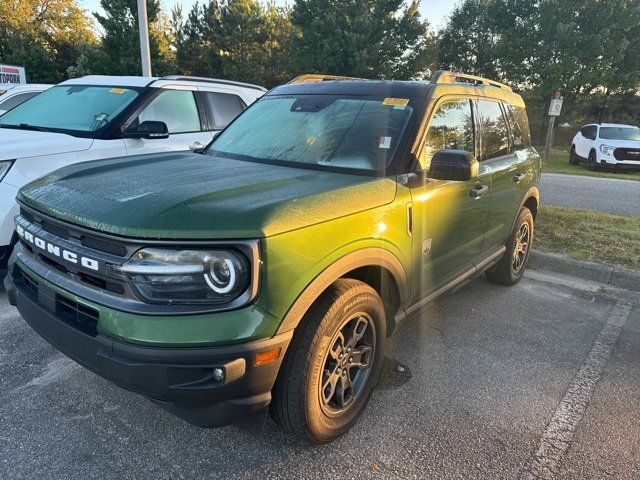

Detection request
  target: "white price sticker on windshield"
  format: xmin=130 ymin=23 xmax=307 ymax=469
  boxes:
xmin=379 ymin=136 xmax=392 ymax=149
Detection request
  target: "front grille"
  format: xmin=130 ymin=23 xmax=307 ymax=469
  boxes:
xmin=56 ymin=295 xmax=100 ymax=336
xmin=613 ymin=148 xmax=640 ymax=161
xmin=14 ymin=266 xmax=99 ymax=336
xmin=81 ymin=235 xmax=127 ymax=257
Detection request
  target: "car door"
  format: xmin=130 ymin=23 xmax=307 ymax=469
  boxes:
xmin=123 ymin=87 xmax=207 ymax=155
xmin=575 ymin=126 xmax=595 ymax=158
xmin=198 ymin=88 xmax=247 ymax=149
xmin=409 ymin=97 xmax=490 ymax=298
xmin=476 ymin=99 xmax=529 ymax=250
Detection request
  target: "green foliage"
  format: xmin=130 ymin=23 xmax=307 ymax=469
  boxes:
xmin=87 ymin=0 xmax=175 ymax=76
xmin=439 ymin=0 xmax=640 ymax=97
xmin=290 ymin=0 xmax=435 ymax=79
xmin=0 ymin=0 xmax=97 ymax=83
xmin=173 ymin=0 xmax=293 ymax=88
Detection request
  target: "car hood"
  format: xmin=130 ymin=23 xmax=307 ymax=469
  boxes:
xmin=18 ymin=153 xmax=397 ymax=239
xmin=0 ymin=128 xmax=92 ymax=161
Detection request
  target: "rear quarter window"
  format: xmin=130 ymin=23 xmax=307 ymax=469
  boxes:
xmin=506 ymin=104 xmax=532 ymax=148
xmin=204 ymin=92 xmax=246 ymax=130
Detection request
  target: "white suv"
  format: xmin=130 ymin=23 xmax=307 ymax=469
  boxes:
xmin=0 ymin=75 xmax=266 ymax=270
xmin=570 ymin=123 xmax=640 ymax=171
xmin=0 ymin=84 xmax=52 ymax=115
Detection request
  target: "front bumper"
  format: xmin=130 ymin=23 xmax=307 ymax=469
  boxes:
xmin=4 ymin=269 xmax=293 ymax=429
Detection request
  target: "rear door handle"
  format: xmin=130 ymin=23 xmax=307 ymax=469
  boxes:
xmin=470 ymin=184 xmax=489 ymax=199
xmin=513 ymin=173 xmax=526 ymax=183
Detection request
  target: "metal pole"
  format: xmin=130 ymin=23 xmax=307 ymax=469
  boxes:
xmin=137 ymin=0 xmax=152 ymax=77
xmin=543 ymin=115 xmax=555 ymax=167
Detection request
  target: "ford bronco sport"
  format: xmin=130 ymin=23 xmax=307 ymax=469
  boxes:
xmin=5 ymin=71 xmax=541 ymax=443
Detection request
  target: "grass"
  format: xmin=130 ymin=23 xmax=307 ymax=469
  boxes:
xmin=535 ymin=205 xmax=640 ymax=271
xmin=538 ymin=146 xmax=640 ymax=181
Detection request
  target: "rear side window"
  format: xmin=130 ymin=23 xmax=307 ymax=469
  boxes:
xmin=0 ymin=91 xmax=39 ymax=112
xmin=477 ymin=100 xmax=510 ymax=160
xmin=137 ymin=90 xmax=201 ymax=134
xmin=422 ymin=99 xmax=474 ymax=169
xmin=204 ymin=92 xmax=245 ymax=130
xmin=506 ymin=104 xmax=532 ymax=148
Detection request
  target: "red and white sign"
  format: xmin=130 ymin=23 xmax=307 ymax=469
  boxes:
xmin=0 ymin=65 xmax=26 ymax=84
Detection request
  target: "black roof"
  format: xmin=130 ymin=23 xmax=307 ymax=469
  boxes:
xmin=269 ymin=79 xmax=431 ymax=98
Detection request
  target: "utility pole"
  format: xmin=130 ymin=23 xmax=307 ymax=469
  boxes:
xmin=543 ymin=91 xmax=563 ymax=166
xmin=137 ymin=0 xmax=152 ymax=77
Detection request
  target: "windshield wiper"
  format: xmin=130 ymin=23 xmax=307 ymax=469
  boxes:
xmin=0 ymin=123 xmax=54 ymax=133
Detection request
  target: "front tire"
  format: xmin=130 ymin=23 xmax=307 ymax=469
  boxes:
xmin=486 ymin=207 xmax=534 ymax=286
xmin=588 ymin=150 xmax=599 ymax=171
xmin=271 ymin=279 xmax=386 ymax=443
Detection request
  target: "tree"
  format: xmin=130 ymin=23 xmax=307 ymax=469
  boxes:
xmin=88 ymin=0 xmax=175 ymax=76
xmin=290 ymin=0 xmax=436 ymax=80
xmin=0 ymin=0 xmax=97 ymax=82
xmin=174 ymin=0 xmax=293 ymax=88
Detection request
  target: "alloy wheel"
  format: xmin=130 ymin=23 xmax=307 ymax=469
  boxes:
xmin=318 ymin=313 xmax=376 ymax=416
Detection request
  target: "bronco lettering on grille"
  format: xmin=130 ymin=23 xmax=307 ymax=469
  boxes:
xmin=16 ymin=224 xmax=100 ymax=271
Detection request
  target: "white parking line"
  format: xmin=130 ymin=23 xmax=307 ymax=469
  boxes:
xmin=520 ymin=300 xmax=632 ymax=479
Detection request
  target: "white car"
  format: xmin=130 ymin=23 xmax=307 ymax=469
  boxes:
xmin=570 ymin=123 xmax=640 ymax=171
xmin=0 ymin=84 xmax=52 ymax=115
xmin=0 ymin=75 xmax=266 ymax=270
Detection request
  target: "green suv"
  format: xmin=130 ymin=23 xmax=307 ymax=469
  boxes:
xmin=5 ymin=71 xmax=540 ymax=443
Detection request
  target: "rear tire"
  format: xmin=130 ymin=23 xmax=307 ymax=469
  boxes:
xmin=486 ymin=207 xmax=534 ymax=286
xmin=271 ymin=279 xmax=386 ymax=443
xmin=569 ymin=146 xmax=579 ymax=165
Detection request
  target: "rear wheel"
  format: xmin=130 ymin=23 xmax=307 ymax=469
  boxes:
xmin=271 ymin=279 xmax=386 ymax=443
xmin=486 ymin=207 xmax=534 ymax=286
xmin=569 ymin=145 xmax=579 ymax=165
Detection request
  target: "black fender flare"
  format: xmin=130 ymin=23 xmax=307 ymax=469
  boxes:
xmin=276 ymin=247 xmax=409 ymax=335
xmin=511 ymin=186 xmax=540 ymax=234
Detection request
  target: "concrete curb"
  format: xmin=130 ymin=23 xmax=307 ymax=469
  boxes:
xmin=529 ymin=250 xmax=640 ymax=292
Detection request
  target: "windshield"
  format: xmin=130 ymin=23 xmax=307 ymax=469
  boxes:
xmin=599 ymin=126 xmax=640 ymax=141
xmin=0 ymin=85 xmax=140 ymax=135
xmin=207 ymin=94 xmax=415 ymax=173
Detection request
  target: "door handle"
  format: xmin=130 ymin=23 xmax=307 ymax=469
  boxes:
xmin=469 ymin=184 xmax=489 ymax=199
xmin=513 ymin=173 xmax=526 ymax=183
xmin=189 ymin=141 xmax=205 ymax=151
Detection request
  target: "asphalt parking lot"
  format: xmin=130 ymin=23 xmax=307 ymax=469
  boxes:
xmin=1 ymin=270 xmax=638 ymax=479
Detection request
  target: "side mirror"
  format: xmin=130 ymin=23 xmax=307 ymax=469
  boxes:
xmin=428 ymin=149 xmax=479 ymax=181
xmin=123 ymin=120 xmax=169 ymax=140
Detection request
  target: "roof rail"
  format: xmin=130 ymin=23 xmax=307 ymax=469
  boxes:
xmin=159 ymin=75 xmax=267 ymax=92
xmin=430 ymin=70 xmax=512 ymax=92
xmin=287 ymin=74 xmax=364 ymax=85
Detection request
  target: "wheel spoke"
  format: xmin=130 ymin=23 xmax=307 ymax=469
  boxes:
xmin=329 ymin=332 xmax=345 ymax=361
xmin=349 ymin=345 xmax=372 ymax=369
xmin=322 ymin=368 xmax=340 ymax=405
xmin=346 ymin=316 xmax=368 ymax=349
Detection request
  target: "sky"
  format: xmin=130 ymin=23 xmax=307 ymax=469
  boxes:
xmin=79 ymin=0 xmax=458 ymax=30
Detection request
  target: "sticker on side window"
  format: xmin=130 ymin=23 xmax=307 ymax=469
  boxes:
xmin=109 ymin=88 xmax=127 ymax=94
xmin=379 ymin=136 xmax=392 ymax=149
xmin=382 ymin=98 xmax=409 ymax=109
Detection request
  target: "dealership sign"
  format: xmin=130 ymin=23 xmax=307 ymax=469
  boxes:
xmin=0 ymin=65 xmax=26 ymax=84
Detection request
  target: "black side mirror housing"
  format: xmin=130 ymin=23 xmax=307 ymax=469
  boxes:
xmin=428 ymin=149 xmax=479 ymax=181
xmin=123 ymin=120 xmax=169 ymax=140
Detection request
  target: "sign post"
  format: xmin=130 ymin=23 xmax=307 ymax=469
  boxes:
xmin=543 ymin=92 xmax=563 ymax=166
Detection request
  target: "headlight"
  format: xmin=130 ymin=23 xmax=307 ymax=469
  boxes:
xmin=599 ymin=145 xmax=615 ymax=156
xmin=0 ymin=160 xmax=14 ymax=182
xmin=108 ymin=248 xmax=250 ymax=304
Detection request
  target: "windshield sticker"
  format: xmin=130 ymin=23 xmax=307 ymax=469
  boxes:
xmin=379 ymin=136 xmax=392 ymax=149
xmin=382 ymin=98 xmax=409 ymax=109
xmin=109 ymin=88 xmax=127 ymax=94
